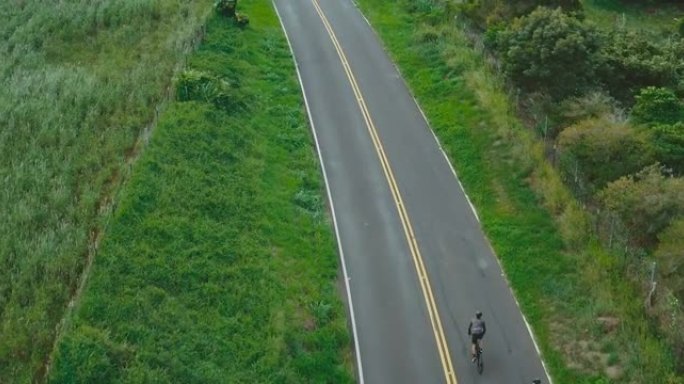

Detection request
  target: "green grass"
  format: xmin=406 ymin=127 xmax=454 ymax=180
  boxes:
xmin=582 ymin=0 xmax=684 ymax=34
xmin=48 ymin=1 xmax=353 ymax=383
xmin=0 ymin=1 xmax=213 ymax=382
xmin=353 ymin=0 xmax=679 ymax=382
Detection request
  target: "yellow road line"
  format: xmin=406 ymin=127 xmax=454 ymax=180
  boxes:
xmin=309 ymin=1 xmax=457 ymax=382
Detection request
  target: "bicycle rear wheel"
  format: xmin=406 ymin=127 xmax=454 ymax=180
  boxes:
xmin=477 ymin=349 xmax=483 ymax=374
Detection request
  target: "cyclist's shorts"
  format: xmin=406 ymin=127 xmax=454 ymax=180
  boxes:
xmin=471 ymin=333 xmax=483 ymax=344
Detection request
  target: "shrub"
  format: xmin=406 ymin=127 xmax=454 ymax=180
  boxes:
xmin=597 ymin=164 xmax=684 ymax=246
xmin=557 ymin=118 xmax=653 ymax=191
xmin=215 ymin=0 xmax=237 ymax=18
xmin=215 ymin=0 xmax=248 ymax=28
xmin=175 ymin=70 xmax=238 ymax=111
xmin=457 ymin=0 xmax=582 ymax=29
xmin=555 ymin=91 xmax=622 ymax=127
xmin=235 ymin=12 xmax=249 ymax=28
xmin=598 ymin=32 xmax=683 ymax=103
xmin=650 ymin=123 xmax=684 ymax=175
xmin=655 ymin=218 xmax=684 ymax=301
xmin=632 ymin=87 xmax=684 ymax=126
xmin=495 ymin=8 xmax=602 ymax=99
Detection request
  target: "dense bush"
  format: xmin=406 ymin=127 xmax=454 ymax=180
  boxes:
xmin=486 ymin=6 xmax=684 ymax=104
xmin=215 ymin=0 xmax=237 ymax=17
xmin=215 ymin=0 xmax=248 ymax=28
xmin=494 ymin=8 xmax=602 ymax=99
xmin=554 ymin=91 xmax=621 ymax=127
xmin=598 ymin=164 xmax=684 ymax=246
xmin=458 ymin=0 xmax=582 ymax=29
xmin=557 ymin=118 xmax=653 ymax=191
xmin=655 ymin=218 xmax=684 ymax=301
xmin=650 ymin=123 xmax=684 ymax=175
xmin=598 ymin=32 xmax=684 ymax=103
xmin=175 ymin=69 xmax=239 ymax=111
xmin=632 ymin=87 xmax=684 ymax=126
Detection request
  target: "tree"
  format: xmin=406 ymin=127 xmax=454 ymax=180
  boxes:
xmin=557 ymin=118 xmax=654 ymax=191
xmin=632 ymin=87 xmax=684 ymax=126
xmin=597 ymin=164 xmax=684 ymax=246
xmin=495 ymin=8 xmax=602 ymax=99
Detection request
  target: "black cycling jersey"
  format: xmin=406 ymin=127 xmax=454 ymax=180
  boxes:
xmin=468 ymin=318 xmax=486 ymax=336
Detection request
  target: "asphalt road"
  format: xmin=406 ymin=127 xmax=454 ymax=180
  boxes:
xmin=273 ymin=0 xmax=550 ymax=383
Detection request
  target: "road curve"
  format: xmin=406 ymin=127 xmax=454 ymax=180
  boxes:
xmin=273 ymin=0 xmax=550 ymax=383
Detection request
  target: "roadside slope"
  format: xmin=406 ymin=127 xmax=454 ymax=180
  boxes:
xmin=48 ymin=3 xmax=353 ymax=382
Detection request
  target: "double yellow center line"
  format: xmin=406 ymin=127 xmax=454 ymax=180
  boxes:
xmin=309 ymin=0 xmax=457 ymax=382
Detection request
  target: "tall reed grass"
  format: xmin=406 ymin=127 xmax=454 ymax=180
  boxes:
xmin=0 ymin=1 xmax=212 ymax=381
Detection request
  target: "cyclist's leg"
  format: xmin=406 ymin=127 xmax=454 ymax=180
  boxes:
xmin=470 ymin=335 xmax=477 ymax=359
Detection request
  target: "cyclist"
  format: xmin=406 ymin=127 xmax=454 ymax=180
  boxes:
xmin=467 ymin=311 xmax=486 ymax=362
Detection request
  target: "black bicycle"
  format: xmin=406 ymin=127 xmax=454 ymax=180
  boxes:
xmin=473 ymin=340 xmax=483 ymax=374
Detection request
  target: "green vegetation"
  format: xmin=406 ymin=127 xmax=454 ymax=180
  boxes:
xmin=0 ymin=1 xmax=213 ymax=381
xmin=557 ymin=118 xmax=653 ymax=193
xmin=491 ymin=8 xmax=603 ymax=99
xmin=655 ymin=219 xmax=684 ymax=300
xmin=455 ymin=0 xmax=684 ymax=375
xmin=486 ymin=7 xmax=684 ymax=104
xmin=583 ymin=0 xmax=684 ymax=35
xmin=458 ymin=0 xmax=581 ymax=30
xmin=632 ymin=87 xmax=684 ymax=126
xmin=48 ymin=1 xmax=353 ymax=382
xmin=354 ymin=0 xmax=682 ymax=381
xmin=650 ymin=123 xmax=684 ymax=175
xmin=598 ymin=165 xmax=684 ymax=246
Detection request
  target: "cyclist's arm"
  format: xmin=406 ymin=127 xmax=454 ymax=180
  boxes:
xmin=467 ymin=321 xmax=472 ymax=335
xmin=482 ymin=321 xmax=486 ymax=336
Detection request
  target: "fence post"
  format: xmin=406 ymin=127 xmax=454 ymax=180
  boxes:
xmin=646 ymin=261 xmax=657 ymax=309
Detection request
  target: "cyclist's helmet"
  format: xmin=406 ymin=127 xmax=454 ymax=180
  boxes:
xmin=475 ymin=311 xmax=482 ymax=319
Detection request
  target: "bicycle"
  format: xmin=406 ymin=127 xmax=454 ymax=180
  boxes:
xmin=473 ymin=339 xmax=483 ymax=374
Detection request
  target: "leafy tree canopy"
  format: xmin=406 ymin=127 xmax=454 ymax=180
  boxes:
xmin=494 ymin=8 xmax=602 ymax=99
xmin=632 ymin=87 xmax=684 ymax=126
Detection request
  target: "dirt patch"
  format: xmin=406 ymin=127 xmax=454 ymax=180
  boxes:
xmin=597 ymin=316 xmax=620 ymax=334
xmin=549 ymin=317 xmax=624 ymax=381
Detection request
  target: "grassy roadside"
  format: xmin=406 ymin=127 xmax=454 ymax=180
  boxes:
xmin=353 ymin=0 xmax=678 ymax=382
xmin=0 ymin=1 xmax=212 ymax=381
xmin=48 ymin=1 xmax=353 ymax=382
